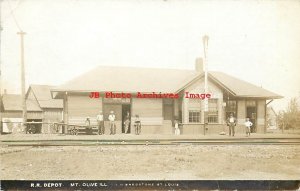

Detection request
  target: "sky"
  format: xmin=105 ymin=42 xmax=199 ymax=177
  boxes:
xmin=1 ymin=0 xmax=300 ymax=111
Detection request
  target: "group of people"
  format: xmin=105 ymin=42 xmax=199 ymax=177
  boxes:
xmin=226 ymin=113 xmax=253 ymax=137
xmin=172 ymin=114 xmax=253 ymax=137
xmin=122 ymin=112 xmax=141 ymax=135
xmin=85 ymin=112 xmax=252 ymax=136
xmin=85 ymin=111 xmax=142 ymax=135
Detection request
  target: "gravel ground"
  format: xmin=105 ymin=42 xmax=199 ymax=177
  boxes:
xmin=1 ymin=145 xmax=299 ymax=180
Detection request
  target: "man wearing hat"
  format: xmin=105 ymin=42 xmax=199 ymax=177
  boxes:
xmin=226 ymin=113 xmax=237 ymax=136
xmin=97 ymin=111 xmax=104 ymax=135
xmin=108 ymin=111 xmax=116 ymax=135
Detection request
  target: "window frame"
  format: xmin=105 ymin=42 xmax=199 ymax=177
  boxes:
xmin=188 ymin=110 xmax=201 ymax=123
xmin=207 ymin=99 xmax=218 ymax=123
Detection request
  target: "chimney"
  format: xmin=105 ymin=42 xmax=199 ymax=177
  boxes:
xmin=195 ymin=57 xmax=204 ymax=73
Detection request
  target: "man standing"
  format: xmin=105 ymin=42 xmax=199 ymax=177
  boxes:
xmin=124 ymin=111 xmax=130 ymax=134
xmin=227 ymin=113 xmax=237 ymax=136
xmin=97 ymin=111 xmax=104 ymax=135
xmin=174 ymin=119 xmax=180 ymax=135
xmin=85 ymin=117 xmax=92 ymax=135
xmin=108 ymin=111 xmax=116 ymax=135
xmin=244 ymin=118 xmax=253 ymax=137
xmin=134 ymin=114 xmax=141 ymax=135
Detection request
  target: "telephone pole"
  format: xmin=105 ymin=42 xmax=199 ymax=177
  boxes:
xmin=202 ymin=35 xmax=209 ymax=135
xmin=17 ymin=31 xmax=27 ymax=130
xmin=0 ymin=0 xmax=3 ymax=134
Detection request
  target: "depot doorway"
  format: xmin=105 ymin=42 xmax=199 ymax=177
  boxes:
xmin=246 ymin=107 xmax=257 ymax=133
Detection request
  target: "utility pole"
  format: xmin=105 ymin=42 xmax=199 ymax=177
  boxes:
xmin=0 ymin=0 xmax=3 ymax=134
xmin=17 ymin=31 xmax=27 ymax=130
xmin=202 ymin=35 xmax=209 ymax=135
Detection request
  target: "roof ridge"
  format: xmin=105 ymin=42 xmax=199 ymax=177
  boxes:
xmin=92 ymin=65 xmax=196 ymax=71
xmin=30 ymin=84 xmax=56 ymax=88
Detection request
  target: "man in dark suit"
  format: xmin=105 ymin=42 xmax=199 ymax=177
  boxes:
xmin=227 ymin=113 xmax=237 ymax=136
xmin=85 ymin=117 xmax=92 ymax=135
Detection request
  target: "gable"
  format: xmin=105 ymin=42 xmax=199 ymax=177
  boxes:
xmin=29 ymin=85 xmax=63 ymax=109
xmin=184 ymin=77 xmax=223 ymax=99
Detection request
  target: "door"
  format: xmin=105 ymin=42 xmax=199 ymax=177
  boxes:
xmin=163 ymin=100 xmax=173 ymax=131
xmin=163 ymin=105 xmax=173 ymax=120
xmin=163 ymin=99 xmax=173 ymax=121
xmin=246 ymin=107 xmax=257 ymax=133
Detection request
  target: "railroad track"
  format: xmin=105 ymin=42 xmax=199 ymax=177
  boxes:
xmin=1 ymin=138 xmax=300 ymax=146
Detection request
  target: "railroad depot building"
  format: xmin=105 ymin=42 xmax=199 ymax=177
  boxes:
xmin=52 ymin=61 xmax=282 ymax=135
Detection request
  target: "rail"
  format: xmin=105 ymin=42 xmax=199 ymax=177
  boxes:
xmin=1 ymin=137 xmax=300 ymax=147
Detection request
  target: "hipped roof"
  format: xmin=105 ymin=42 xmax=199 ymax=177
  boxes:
xmin=52 ymin=66 xmax=199 ymax=93
xmin=52 ymin=66 xmax=282 ymax=99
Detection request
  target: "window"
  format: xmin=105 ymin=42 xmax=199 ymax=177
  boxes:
xmin=208 ymin=99 xmax=218 ymax=123
xmin=189 ymin=110 xmax=200 ymax=123
xmin=188 ymin=99 xmax=201 ymax=123
xmin=226 ymin=100 xmax=237 ymax=118
xmin=246 ymin=100 xmax=256 ymax=107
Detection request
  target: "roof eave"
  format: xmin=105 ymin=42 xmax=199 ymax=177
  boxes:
xmin=235 ymin=95 xmax=284 ymax=99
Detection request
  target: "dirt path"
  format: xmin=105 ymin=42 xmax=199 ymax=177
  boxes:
xmin=1 ymin=145 xmax=299 ymax=180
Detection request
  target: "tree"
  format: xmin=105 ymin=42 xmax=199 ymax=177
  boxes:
xmin=278 ymin=98 xmax=300 ymax=130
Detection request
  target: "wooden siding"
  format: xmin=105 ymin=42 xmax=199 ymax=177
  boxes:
xmin=237 ymin=100 xmax=246 ymax=125
xmin=182 ymin=97 xmax=189 ymax=123
xmin=68 ymin=95 xmax=102 ymax=118
xmin=42 ymin=109 xmax=63 ymax=130
xmin=188 ymin=99 xmax=201 ymax=110
xmin=257 ymin=100 xmax=266 ymax=133
xmin=131 ymin=98 xmax=163 ymax=125
xmin=174 ymin=99 xmax=179 ymax=118
xmin=43 ymin=109 xmax=62 ymax=122
xmin=181 ymin=124 xmax=246 ymax=135
xmin=257 ymin=100 xmax=266 ymax=125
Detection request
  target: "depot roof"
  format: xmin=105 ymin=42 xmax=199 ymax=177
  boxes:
xmin=51 ymin=65 xmax=282 ymax=99
xmin=209 ymin=72 xmax=282 ymax=99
